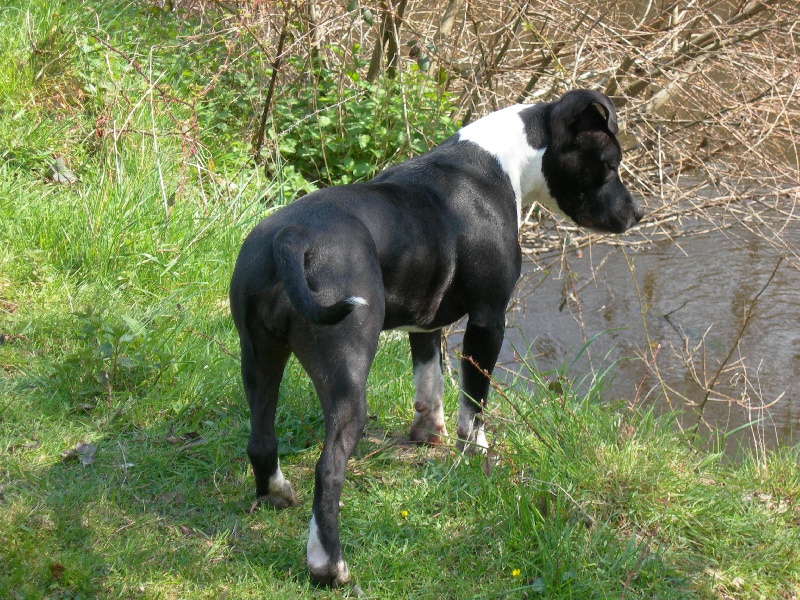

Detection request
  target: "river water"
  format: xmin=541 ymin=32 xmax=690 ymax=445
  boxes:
xmin=451 ymin=218 xmax=800 ymax=451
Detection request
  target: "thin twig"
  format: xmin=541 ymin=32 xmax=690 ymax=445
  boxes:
xmin=252 ymin=9 xmax=291 ymax=161
xmin=692 ymin=254 xmax=785 ymax=431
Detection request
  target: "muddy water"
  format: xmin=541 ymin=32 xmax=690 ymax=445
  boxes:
xmin=459 ymin=223 xmax=800 ymax=450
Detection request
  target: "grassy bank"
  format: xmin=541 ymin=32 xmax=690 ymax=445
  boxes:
xmin=1 ymin=1 xmax=799 ymax=598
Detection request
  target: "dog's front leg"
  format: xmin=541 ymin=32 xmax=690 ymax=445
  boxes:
xmin=408 ymin=330 xmax=448 ymax=445
xmin=456 ymin=315 xmax=505 ymax=454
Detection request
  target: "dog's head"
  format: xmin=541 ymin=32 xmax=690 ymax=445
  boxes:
xmin=541 ymin=90 xmax=643 ymax=234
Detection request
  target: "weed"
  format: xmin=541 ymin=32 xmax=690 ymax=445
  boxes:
xmin=48 ymin=307 xmax=175 ymax=405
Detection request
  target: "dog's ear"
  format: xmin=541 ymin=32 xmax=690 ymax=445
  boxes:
xmin=549 ymin=89 xmax=619 ymax=148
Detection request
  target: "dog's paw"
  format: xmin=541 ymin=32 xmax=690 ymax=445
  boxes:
xmin=409 ymin=412 xmax=448 ymax=445
xmin=308 ymin=558 xmax=351 ymax=588
xmin=256 ymin=479 xmax=298 ymax=510
xmin=455 ymin=424 xmax=489 ymax=455
xmin=259 ymin=492 xmax=297 ymax=510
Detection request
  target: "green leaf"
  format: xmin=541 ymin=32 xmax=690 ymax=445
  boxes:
xmin=96 ymin=342 xmax=114 ymax=359
xmin=278 ymin=138 xmax=297 ymax=155
xmin=117 ymin=356 xmax=137 ymax=370
xmin=353 ymin=162 xmax=372 ymax=178
xmin=121 ymin=315 xmax=144 ymax=332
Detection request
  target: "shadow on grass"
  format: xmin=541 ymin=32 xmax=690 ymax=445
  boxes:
xmin=6 ymin=311 xmax=794 ymax=599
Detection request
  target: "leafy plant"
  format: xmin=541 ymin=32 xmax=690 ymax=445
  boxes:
xmin=267 ymin=48 xmax=457 ymax=188
xmin=50 ymin=307 xmax=175 ymax=403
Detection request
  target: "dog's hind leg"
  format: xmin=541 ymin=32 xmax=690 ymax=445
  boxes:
xmin=456 ymin=313 xmax=505 ymax=454
xmin=408 ymin=330 xmax=448 ymax=445
xmin=295 ymin=323 xmax=380 ymax=587
xmin=240 ymin=331 xmax=298 ymax=509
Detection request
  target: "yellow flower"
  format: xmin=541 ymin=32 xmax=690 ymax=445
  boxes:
xmin=400 ymin=510 xmax=409 ymax=518
xmin=511 ymin=569 xmax=521 ymax=578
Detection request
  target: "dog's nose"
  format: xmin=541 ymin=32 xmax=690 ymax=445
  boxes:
xmin=633 ymin=203 xmax=644 ymax=223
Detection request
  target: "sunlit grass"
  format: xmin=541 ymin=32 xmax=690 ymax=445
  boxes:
xmin=1 ymin=1 xmax=799 ymax=599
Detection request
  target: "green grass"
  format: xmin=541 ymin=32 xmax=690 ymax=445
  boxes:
xmin=1 ymin=1 xmax=799 ymax=598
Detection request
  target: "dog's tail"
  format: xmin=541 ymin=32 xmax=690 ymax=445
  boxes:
xmin=273 ymin=226 xmax=367 ymax=326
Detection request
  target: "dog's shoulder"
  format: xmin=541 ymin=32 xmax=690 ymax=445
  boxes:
xmin=459 ymin=102 xmax=553 ymax=155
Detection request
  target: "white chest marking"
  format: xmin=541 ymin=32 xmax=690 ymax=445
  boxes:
xmin=457 ymin=105 xmax=563 ymax=225
xmin=392 ymin=325 xmax=439 ymax=333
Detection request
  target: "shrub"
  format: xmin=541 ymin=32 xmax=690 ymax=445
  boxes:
xmin=266 ymin=49 xmax=457 ymax=189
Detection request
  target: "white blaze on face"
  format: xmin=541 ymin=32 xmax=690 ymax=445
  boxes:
xmin=457 ymin=105 xmax=563 ymax=225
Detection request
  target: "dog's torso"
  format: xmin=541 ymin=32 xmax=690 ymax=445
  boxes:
xmin=233 ymin=132 xmax=524 ymax=334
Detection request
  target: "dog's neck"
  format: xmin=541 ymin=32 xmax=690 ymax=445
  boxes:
xmin=457 ymin=105 xmax=564 ymax=227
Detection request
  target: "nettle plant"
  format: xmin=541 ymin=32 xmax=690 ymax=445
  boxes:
xmin=268 ymin=49 xmax=458 ymax=189
xmin=51 ymin=308 xmax=175 ymax=404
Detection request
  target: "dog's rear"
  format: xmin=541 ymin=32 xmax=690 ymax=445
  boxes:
xmin=230 ymin=200 xmax=386 ymax=586
xmin=230 ymin=204 xmax=379 ymax=334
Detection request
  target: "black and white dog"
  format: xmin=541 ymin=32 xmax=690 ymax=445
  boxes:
xmin=229 ymin=89 xmax=642 ymax=586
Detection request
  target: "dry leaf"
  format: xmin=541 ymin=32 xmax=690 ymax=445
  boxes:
xmin=165 ymin=432 xmax=202 ymax=445
xmin=76 ymin=442 xmax=96 ymax=466
xmin=61 ymin=448 xmax=79 ymax=462
xmin=50 ymin=157 xmax=78 ymax=184
xmin=50 ymin=562 xmax=66 ymax=581
xmin=61 ymin=441 xmax=96 ymax=466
